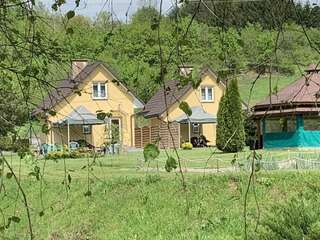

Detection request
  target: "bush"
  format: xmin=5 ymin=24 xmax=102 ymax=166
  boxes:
xmin=45 ymin=149 xmax=98 ymax=160
xmin=181 ymin=142 xmax=193 ymax=150
xmin=254 ymin=188 xmax=320 ymax=239
xmin=12 ymin=138 xmax=30 ymax=153
xmin=0 ymin=136 xmax=12 ymax=151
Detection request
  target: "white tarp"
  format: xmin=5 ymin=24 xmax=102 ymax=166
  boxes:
xmin=174 ymin=106 xmax=217 ymax=124
xmin=53 ymin=106 xmax=107 ymax=125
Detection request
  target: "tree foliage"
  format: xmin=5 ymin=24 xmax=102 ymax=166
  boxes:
xmin=177 ymin=1 xmax=320 ymax=29
xmin=216 ymin=78 xmax=245 ymax=153
xmin=0 ymin=81 xmax=27 ymax=137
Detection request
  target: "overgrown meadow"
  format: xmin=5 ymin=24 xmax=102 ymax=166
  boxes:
xmin=2 ymin=152 xmax=320 ymax=239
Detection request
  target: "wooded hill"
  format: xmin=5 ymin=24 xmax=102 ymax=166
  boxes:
xmin=4 ymin=1 xmax=320 ymax=107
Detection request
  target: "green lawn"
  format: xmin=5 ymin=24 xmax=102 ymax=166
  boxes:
xmin=2 ymin=148 xmax=320 ymax=239
xmin=4 ymin=147 xmax=320 ymax=179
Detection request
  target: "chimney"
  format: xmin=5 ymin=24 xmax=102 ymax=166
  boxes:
xmin=71 ymin=59 xmax=88 ymax=79
xmin=178 ymin=64 xmax=193 ymax=77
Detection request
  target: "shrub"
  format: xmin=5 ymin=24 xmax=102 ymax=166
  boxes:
xmin=243 ymin=110 xmax=257 ymax=149
xmin=0 ymin=136 xmax=12 ymax=151
xmin=216 ymin=78 xmax=245 ymax=153
xmin=254 ymin=188 xmax=320 ymax=239
xmin=181 ymin=142 xmax=192 ymax=150
xmin=44 ymin=150 xmax=98 ymax=160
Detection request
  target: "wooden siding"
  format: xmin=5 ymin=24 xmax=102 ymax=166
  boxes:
xmin=135 ymin=121 xmax=180 ymax=149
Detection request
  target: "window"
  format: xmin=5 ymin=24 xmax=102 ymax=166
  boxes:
xmin=192 ymin=123 xmax=200 ymax=134
xmin=92 ymin=82 xmax=107 ymax=99
xmin=265 ymin=117 xmax=296 ymax=133
xmin=304 ymin=116 xmax=320 ymax=131
xmin=201 ymin=86 xmax=214 ymax=102
xmin=83 ymin=125 xmax=91 ymax=134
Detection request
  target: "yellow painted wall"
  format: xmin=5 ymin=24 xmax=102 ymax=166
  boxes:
xmin=46 ymin=65 xmax=136 ymax=148
xmin=160 ymin=71 xmax=224 ymax=145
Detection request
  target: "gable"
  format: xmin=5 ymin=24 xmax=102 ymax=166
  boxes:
xmin=163 ymin=71 xmax=225 ymax=121
xmin=33 ymin=62 xmax=144 ymax=120
xmin=40 ymin=64 xmax=142 ymax=123
xmin=143 ymin=66 xmax=227 ymax=118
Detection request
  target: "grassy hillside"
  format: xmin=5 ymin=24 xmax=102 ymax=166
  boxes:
xmin=2 ymin=169 xmax=319 ymax=239
xmin=2 ymin=150 xmax=320 ymax=239
xmin=238 ymin=72 xmax=300 ymax=105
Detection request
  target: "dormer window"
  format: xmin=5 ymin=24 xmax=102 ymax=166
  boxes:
xmin=201 ymin=86 xmax=214 ymax=102
xmin=92 ymin=82 xmax=107 ymax=99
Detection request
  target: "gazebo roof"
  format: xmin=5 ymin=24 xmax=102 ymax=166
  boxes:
xmin=53 ymin=106 xmax=107 ymax=125
xmin=254 ymin=64 xmax=320 ymax=109
xmin=174 ymin=106 xmax=217 ymax=124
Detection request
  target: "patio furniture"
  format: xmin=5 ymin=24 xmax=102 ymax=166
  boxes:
xmin=69 ymin=141 xmax=80 ymax=150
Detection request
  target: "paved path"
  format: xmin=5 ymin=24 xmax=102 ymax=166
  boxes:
xmin=130 ymin=167 xmax=240 ymax=173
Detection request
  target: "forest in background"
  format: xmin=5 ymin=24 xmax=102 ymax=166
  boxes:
xmin=3 ymin=1 xmax=320 ymax=239
xmin=16 ymin=1 xmax=320 ymax=105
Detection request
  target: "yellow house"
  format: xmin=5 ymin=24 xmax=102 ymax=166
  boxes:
xmin=33 ymin=60 xmax=144 ymax=150
xmin=141 ymin=65 xmax=226 ymax=148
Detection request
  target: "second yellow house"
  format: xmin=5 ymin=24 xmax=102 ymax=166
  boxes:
xmin=141 ymin=65 xmax=225 ymax=148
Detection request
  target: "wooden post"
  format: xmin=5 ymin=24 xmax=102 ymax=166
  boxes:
xmin=67 ymin=119 xmax=70 ymax=150
xmin=141 ymin=128 xmax=143 ymax=147
xmin=188 ymin=121 xmax=191 ymax=143
xmin=178 ymin=123 xmax=181 ymax=149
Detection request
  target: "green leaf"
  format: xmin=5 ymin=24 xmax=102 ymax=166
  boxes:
xmin=75 ymin=0 xmax=80 ymax=7
xmin=39 ymin=211 xmax=45 ymax=217
xmin=51 ymin=3 xmax=58 ymax=11
xmin=10 ymin=216 xmax=20 ymax=223
xmin=28 ymin=166 xmax=40 ymax=181
xmin=48 ymin=110 xmax=56 ymax=116
xmin=6 ymin=172 xmax=13 ymax=179
xmin=165 ymin=156 xmax=177 ymax=172
xmin=179 ymin=101 xmax=192 ymax=116
xmin=66 ymin=27 xmax=74 ymax=35
xmin=143 ymin=144 xmax=160 ymax=162
xmin=74 ymin=90 xmax=82 ymax=96
xmin=255 ymin=162 xmax=261 ymax=172
xmin=192 ymin=78 xmax=202 ymax=89
xmin=84 ymin=190 xmax=92 ymax=197
xmin=68 ymin=174 xmax=72 ymax=184
xmin=96 ymin=111 xmax=107 ymax=121
xmin=66 ymin=10 xmax=75 ymax=19
xmin=150 ymin=17 xmax=159 ymax=30
xmin=42 ymin=123 xmax=50 ymax=134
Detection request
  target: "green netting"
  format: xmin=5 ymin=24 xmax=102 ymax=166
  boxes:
xmin=263 ymin=115 xmax=320 ymax=148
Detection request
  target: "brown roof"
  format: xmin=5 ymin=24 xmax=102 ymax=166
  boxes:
xmin=142 ymin=66 xmax=225 ymax=118
xmin=254 ymin=65 xmax=320 ymax=109
xmin=32 ymin=61 xmax=143 ymax=116
xmin=253 ymin=106 xmax=320 ymax=117
xmin=142 ymin=80 xmax=193 ymax=118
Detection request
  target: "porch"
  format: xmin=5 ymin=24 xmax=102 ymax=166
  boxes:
xmin=175 ymin=107 xmax=217 ymax=147
xmin=134 ymin=106 xmax=217 ymax=149
xmin=47 ymin=106 xmax=121 ymax=151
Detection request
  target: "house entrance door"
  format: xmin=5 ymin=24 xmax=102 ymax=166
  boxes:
xmin=110 ymin=119 xmax=121 ymax=144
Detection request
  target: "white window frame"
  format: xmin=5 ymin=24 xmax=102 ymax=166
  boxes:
xmin=192 ymin=123 xmax=200 ymax=134
xmin=92 ymin=82 xmax=107 ymax=100
xmin=200 ymin=86 xmax=214 ymax=102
